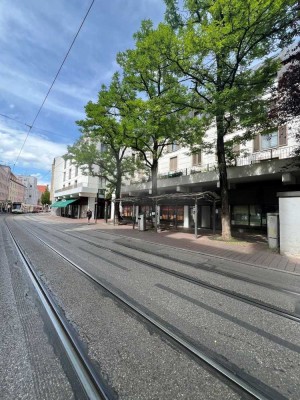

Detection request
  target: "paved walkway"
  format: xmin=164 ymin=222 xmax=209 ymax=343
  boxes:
xmin=44 ymin=214 xmax=300 ymax=275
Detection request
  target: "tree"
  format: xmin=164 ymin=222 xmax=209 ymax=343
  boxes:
xmin=117 ymin=20 xmax=202 ymax=197
xmin=67 ymin=74 xmax=141 ymax=221
xmin=272 ymin=43 xmax=300 ymax=161
xmin=41 ymin=186 xmax=51 ymax=205
xmin=161 ymin=0 xmax=299 ymax=239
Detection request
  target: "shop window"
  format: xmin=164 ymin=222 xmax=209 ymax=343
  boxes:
xmin=231 ymin=205 xmax=249 ymax=226
xmin=160 ymin=205 xmax=184 ymax=222
xmin=249 ymin=205 xmax=262 ymax=226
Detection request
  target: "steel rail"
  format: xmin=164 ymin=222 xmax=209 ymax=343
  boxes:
xmin=13 ymin=223 xmax=285 ymax=400
xmin=35 ymin=225 xmax=300 ymax=324
xmin=6 ymin=223 xmax=110 ymax=400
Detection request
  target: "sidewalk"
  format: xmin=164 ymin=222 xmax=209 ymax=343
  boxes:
xmin=44 ymin=214 xmax=300 ymax=275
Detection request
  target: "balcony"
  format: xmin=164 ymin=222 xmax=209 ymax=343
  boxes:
xmin=125 ymin=145 xmax=297 ymax=191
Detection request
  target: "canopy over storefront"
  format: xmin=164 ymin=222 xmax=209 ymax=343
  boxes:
xmin=51 ymin=199 xmax=78 ymax=208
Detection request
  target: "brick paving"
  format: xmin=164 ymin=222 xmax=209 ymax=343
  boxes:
xmin=44 ymin=214 xmax=300 ymax=275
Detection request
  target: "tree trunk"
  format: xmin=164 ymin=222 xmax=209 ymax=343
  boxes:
xmin=151 ymin=158 xmax=158 ymax=196
xmin=216 ymin=116 xmax=232 ymax=240
xmin=115 ymin=162 xmax=122 ymax=223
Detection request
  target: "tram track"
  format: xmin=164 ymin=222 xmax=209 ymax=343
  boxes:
xmin=23 ymin=219 xmax=300 ymax=323
xmin=5 ymin=221 xmax=111 ymax=400
xmin=6 ymin=217 xmax=288 ymax=400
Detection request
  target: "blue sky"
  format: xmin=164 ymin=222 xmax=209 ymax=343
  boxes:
xmin=0 ymin=0 xmax=165 ymax=185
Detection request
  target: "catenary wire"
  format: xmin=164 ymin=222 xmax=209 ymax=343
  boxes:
xmin=12 ymin=0 xmax=95 ymax=171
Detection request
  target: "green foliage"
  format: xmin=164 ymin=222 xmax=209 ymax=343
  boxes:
xmin=162 ymin=0 xmax=299 ymax=238
xmin=41 ymin=186 xmax=51 ymax=205
xmin=117 ymin=20 xmax=204 ymax=194
xmin=66 ymin=74 xmax=142 ymax=202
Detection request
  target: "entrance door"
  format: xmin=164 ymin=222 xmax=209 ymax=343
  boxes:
xmin=201 ymin=205 xmax=211 ymax=228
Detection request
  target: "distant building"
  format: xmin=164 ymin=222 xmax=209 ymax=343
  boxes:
xmin=17 ymin=175 xmax=39 ymax=205
xmin=0 ymin=165 xmax=11 ymax=211
xmin=9 ymin=172 xmax=25 ymax=204
xmin=37 ymin=185 xmax=47 ymax=205
xmin=51 ymin=156 xmax=108 ymax=219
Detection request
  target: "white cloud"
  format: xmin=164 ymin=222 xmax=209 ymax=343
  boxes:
xmin=0 ymin=123 xmax=68 ymax=171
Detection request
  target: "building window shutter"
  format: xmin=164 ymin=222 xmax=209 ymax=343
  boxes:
xmin=253 ymin=134 xmax=260 ymax=152
xmin=170 ymin=156 xmax=178 ymax=171
xmin=278 ymin=125 xmax=287 ymax=146
xmin=232 ymin=143 xmax=240 ymax=154
xmin=192 ymin=151 xmax=201 ymax=166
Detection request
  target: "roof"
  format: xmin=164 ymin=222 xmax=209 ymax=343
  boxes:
xmin=51 ymin=198 xmax=78 ymax=208
xmin=114 ymin=191 xmax=220 ymax=205
xmin=37 ymin=185 xmax=47 ymax=193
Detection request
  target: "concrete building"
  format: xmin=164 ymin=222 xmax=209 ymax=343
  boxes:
xmin=9 ymin=172 xmax=25 ymax=204
xmin=50 ymin=156 xmax=108 ymax=219
xmin=0 ymin=165 xmax=11 ymax=211
xmin=17 ymin=175 xmax=39 ymax=205
xmin=121 ymin=117 xmax=300 ymax=233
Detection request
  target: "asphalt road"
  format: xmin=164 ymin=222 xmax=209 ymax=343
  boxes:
xmin=2 ymin=213 xmax=300 ymax=399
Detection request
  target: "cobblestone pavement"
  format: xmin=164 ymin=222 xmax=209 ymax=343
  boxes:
xmin=45 ymin=214 xmax=300 ymax=275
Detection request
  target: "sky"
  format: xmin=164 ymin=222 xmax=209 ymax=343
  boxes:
xmin=0 ymin=0 xmax=166 ymax=185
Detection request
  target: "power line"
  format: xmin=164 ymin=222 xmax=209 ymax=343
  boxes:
xmin=0 ymin=112 xmax=70 ymax=138
xmin=12 ymin=0 xmax=95 ymax=171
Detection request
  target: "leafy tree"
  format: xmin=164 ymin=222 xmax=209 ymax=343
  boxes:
xmin=161 ymin=0 xmax=299 ymax=239
xmin=117 ymin=20 xmax=202 ymax=197
xmin=41 ymin=185 xmax=51 ymax=205
xmin=271 ymin=43 xmax=300 ymax=161
xmin=275 ymin=44 xmax=300 ymax=123
xmin=67 ymin=74 xmax=141 ymax=221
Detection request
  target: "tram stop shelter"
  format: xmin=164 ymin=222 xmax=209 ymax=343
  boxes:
xmin=113 ymin=191 xmax=220 ymax=238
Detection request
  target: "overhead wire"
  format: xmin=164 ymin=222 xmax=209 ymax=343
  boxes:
xmin=12 ymin=0 xmax=95 ymax=171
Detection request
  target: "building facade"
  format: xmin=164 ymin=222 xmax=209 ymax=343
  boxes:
xmin=9 ymin=172 xmax=26 ymax=204
xmin=51 ymin=156 xmax=108 ymax=219
xmin=0 ymin=165 xmax=11 ymax=211
xmin=17 ymin=175 xmax=39 ymax=205
xmin=121 ymin=118 xmax=300 ymax=231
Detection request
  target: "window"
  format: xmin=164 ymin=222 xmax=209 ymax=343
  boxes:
xmin=167 ymin=143 xmax=179 ymax=153
xmin=192 ymin=151 xmax=201 ymax=166
xmin=254 ymin=125 xmax=287 ymax=152
xmin=74 ymin=180 xmax=77 ymax=187
xmin=64 ymin=159 xmax=67 ymax=169
xmin=75 ymin=166 xmax=79 ymax=176
xmin=169 ymin=156 xmax=178 ymax=171
xmin=160 ymin=205 xmax=184 ymax=222
xmin=231 ymin=205 xmax=249 ymax=226
xmin=69 ymin=169 xmax=72 ymax=179
xmin=261 ymin=132 xmax=278 ymax=150
xmin=63 ymin=172 xmax=66 ymax=181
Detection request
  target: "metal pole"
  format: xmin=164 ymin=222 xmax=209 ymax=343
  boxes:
xmin=113 ymin=201 xmax=116 ymax=225
xmin=154 ymin=199 xmax=158 ymax=232
xmin=194 ymin=197 xmax=198 ymax=239
xmin=212 ymin=199 xmax=216 ymax=235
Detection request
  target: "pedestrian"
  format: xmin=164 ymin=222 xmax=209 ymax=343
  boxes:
xmin=87 ymin=209 xmax=92 ymax=224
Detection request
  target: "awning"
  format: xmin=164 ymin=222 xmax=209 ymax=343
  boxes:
xmin=51 ymin=199 xmax=78 ymax=208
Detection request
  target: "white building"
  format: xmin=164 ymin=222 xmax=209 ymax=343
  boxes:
xmin=50 ymin=156 xmax=108 ymax=219
xmin=120 ymin=116 xmax=299 ymax=232
xmin=17 ymin=175 xmax=39 ymax=205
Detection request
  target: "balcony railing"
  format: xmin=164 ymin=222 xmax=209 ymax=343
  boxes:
xmin=127 ymin=145 xmax=297 ymax=184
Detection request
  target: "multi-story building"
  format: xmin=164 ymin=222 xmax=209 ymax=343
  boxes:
xmin=17 ymin=175 xmax=39 ymax=205
xmin=0 ymin=165 xmax=11 ymax=211
xmin=9 ymin=172 xmax=26 ymax=204
xmin=121 ymin=117 xmax=299 ymax=231
xmin=51 ymin=156 xmax=108 ymax=219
